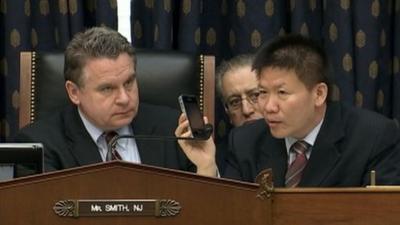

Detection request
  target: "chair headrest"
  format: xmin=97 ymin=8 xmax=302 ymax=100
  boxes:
xmin=32 ymin=49 xmax=203 ymax=122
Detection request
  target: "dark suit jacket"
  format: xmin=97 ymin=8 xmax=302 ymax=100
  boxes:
xmin=224 ymin=102 xmax=400 ymax=187
xmin=215 ymin=139 xmax=229 ymax=174
xmin=15 ymin=103 xmax=194 ymax=172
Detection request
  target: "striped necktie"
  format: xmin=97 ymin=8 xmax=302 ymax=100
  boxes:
xmin=285 ymin=141 xmax=310 ymax=187
xmin=104 ymin=131 xmax=122 ymax=161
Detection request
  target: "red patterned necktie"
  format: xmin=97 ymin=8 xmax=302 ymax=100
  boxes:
xmin=104 ymin=131 xmax=122 ymax=161
xmin=285 ymin=141 xmax=310 ymax=187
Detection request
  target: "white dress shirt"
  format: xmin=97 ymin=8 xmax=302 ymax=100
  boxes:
xmin=78 ymin=109 xmax=141 ymax=163
xmin=285 ymin=118 xmax=324 ymax=165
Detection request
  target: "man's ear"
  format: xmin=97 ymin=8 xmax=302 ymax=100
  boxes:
xmin=65 ymin=81 xmax=81 ymax=105
xmin=314 ymin=82 xmax=328 ymax=107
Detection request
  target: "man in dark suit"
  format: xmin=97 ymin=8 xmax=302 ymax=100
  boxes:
xmin=214 ymin=54 xmax=264 ymax=172
xmin=15 ymin=27 xmax=217 ymax=177
xmin=177 ymin=34 xmax=400 ymax=186
xmin=222 ymin=34 xmax=400 ymax=186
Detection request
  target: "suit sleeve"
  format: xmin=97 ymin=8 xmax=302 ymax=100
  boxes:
xmin=363 ymin=120 xmax=400 ymax=185
xmin=222 ymin=129 xmax=244 ymax=180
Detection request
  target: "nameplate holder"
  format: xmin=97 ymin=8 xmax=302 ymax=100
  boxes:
xmin=53 ymin=199 xmax=181 ymax=218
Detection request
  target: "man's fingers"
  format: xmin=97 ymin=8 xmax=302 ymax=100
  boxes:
xmin=175 ymin=119 xmax=190 ymax=137
xmin=178 ymin=113 xmax=187 ymax=123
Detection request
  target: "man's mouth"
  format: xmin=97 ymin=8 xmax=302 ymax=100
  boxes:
xmin=114 ymin=109 xmax=134 ymax=116
xmin=266 ymin=119 xmax=281 ymax=127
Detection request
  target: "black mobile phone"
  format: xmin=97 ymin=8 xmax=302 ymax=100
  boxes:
xmin=178 ymin=94 xmax=207 ymax=139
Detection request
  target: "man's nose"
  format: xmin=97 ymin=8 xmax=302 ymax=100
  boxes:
xmin=264 ymin=95 xmax=278 ymax=113
xmin=241 ymin=98 xmax=255 ymax=115
xmin=115 ymin=88 xmax=130 ymax=104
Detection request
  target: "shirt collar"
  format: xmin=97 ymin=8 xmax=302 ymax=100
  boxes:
xmin=78 ymin=109 xmax=103 ymax=144
xmin=78 ymin=108 xmax=132 ymax=144
xmin=285 ymin=117 xmax=324 ymax=151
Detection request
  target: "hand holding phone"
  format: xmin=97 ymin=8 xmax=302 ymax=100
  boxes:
xmin=176 ymin=95 xmax=217 ymax=177
xmin=178 ymin=94 xmax=209 ymax=139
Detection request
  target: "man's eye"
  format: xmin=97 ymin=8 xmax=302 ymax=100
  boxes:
xmin=124 ymin=81 xmax=132 ymax=89
xmin=248 ymin=92 xmax=260 ymax=101
xmin=257 ymin=90 xmax=268 ymax=99
xmin=100 ymin=86 xmax=113 ymax=92
xmin=229 ymin=98 xmax=241 ymax=107
xmin=278 ymin=90 xmax=288 ymax=95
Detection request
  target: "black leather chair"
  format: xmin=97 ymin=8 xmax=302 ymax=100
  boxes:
xmin=19 ymin=50 xmax=215 ymax=129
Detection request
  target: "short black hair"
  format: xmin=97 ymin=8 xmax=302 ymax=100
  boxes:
xmin=252 ymin=34 xmax=330 ymax=91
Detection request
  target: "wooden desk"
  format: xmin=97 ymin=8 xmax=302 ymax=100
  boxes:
xmin=0 ymin=161 xmax=399 ymax=225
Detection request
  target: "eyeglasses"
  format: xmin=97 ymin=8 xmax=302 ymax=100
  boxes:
xmin=224 ymin=90 xmax=264 ymax=111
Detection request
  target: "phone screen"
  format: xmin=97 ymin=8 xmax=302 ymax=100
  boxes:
xmin=179 ymin=95 xmax=206 ymax=138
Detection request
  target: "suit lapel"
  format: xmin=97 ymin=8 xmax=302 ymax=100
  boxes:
xmin=257 ymin=134 xmax=287 ymax=186
xmin=300 ymin=103 xmax=344 ymax=186
xmin=64 ymin=106 xmax=103 ymax=166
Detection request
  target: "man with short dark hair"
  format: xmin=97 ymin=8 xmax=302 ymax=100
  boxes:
xmin=15 ymin=27 xmax=217 ymax=177
xmin=177 ymin=34 xmax=400 ymax=186
xmin=223 ymin=34 xmax=400 ymax=186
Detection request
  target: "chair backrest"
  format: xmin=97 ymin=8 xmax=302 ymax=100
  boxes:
xmin=19 ymin=49 xmax=215 ymax=130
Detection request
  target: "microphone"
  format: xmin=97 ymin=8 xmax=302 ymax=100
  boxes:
xmin=106 ymin=123 xmax=213 ymax=160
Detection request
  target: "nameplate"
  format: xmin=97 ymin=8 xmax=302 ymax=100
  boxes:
xmin=53 ymin=199 xmax=181 ymax=217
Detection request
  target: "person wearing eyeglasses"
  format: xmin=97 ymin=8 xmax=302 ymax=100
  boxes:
xmin=216 ymin=54 xmax=264 ymax=127
xmin=176 ymin=55 xmax=263 ymax=174
xmin=212 ymin=55 xmax=265 ymax=172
